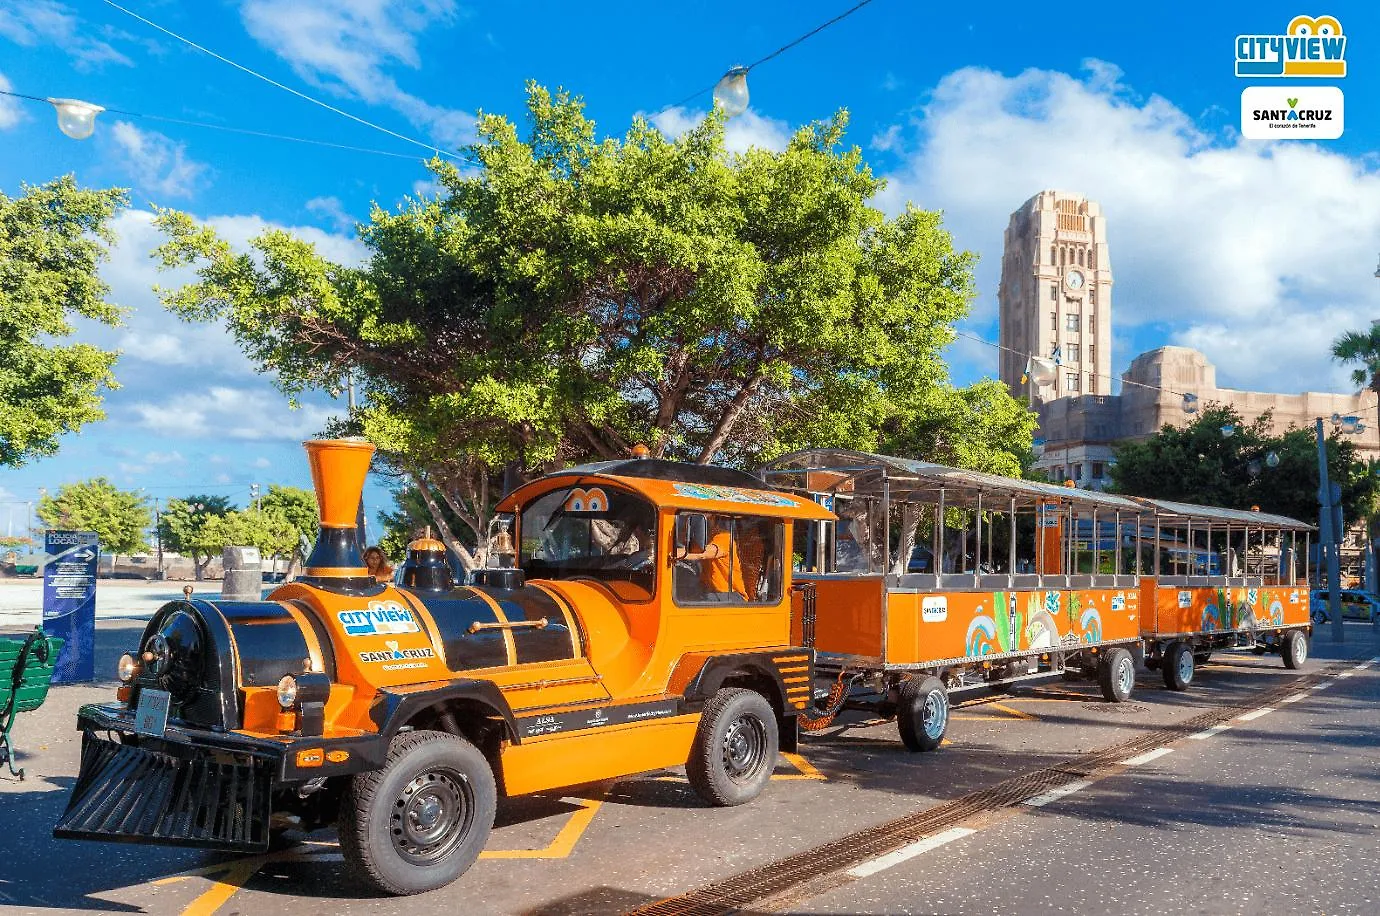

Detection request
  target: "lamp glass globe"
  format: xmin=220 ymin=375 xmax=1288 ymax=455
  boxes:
xmin=1265 ymin=451 xmax=1280 ymax=468
xmin=713 ymin=67 xmax=750 ymax=118
xmin=50 ymin=98 xmax=104 ymax=140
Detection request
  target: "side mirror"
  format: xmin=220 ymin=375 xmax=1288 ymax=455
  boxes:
xmin=675 ymin=513 xmax=709 ymax=555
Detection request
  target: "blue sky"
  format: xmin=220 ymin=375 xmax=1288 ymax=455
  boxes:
xmin=1 ymin=0 xmax=1377 ymax=541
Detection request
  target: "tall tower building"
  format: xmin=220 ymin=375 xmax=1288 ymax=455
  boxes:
xmin=998 ymin=191 xmax=1113 ymax=401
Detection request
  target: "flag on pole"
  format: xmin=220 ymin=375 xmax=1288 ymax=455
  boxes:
xmin=1020 ymin=355 xmax=1031 ymax=385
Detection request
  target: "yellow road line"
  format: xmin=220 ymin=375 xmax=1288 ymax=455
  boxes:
xmin=987 ymin=703 xmax=1039 ymax=721
xmin=775 ymin=752 xmax=826 ymax=781
xmin=481 ymin=795 xmax=604 ymax=859
xmin=177 ymin=860 xmax=263 ymax=916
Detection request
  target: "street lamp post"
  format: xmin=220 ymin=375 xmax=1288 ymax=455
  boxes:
xmin=1316 ymin=417 xmax=1349 ymax=643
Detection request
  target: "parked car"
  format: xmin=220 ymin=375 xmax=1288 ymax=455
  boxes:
xmin=1310 ymin=588 xmax=1380 ymax=624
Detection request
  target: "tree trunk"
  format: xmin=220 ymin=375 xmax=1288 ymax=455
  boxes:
xmin=410 ymin=469 xmax=477 ymax=573
xmin=696 ymin=371 xmax=765 ymax=464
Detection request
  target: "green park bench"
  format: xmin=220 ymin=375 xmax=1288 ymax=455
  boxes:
xmin=1 ymin=628 xmax=63 ymax=780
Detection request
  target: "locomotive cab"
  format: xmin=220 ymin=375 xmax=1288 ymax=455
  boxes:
xmin=55 ymin=440 xmax=831 ymax=896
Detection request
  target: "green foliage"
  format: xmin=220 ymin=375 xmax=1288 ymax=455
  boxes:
xmin=0 ymin=177 xmax=128 ymax=466
xmin=203 ymin=509 xmax=299 ymax=559
xmin=1332 ymin=325 xmax=1380 ymax=394
xmin=36 ymin=478 xmax=150 ymax=554
xmin=1109 ymin=405 xmax=1378 ymax=524
xmin=153 ymin=84 xmax=1033 ymax=492
xmin=158 ymin=495 xmax=234 ymax=577
xmin=0 ymin=535 xmax=33 ymax=550
xmin=378 ymin=484 xmax=468 ymax=561
xmin=259 ymin=484 xmax=318 ymax=546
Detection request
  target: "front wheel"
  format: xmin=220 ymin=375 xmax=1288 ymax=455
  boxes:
xmin=897 ymin=676 xmax=949 ymax=752
xmin=339 ymin=730 xmax=496 ymax=896
xmin=687 ymin=688 xmax=779 ymax=807
xmin=1281 ymin=630 xmax=1309 ymax=669
xmin=1098 ymin=648 xmax=1135 ymax=703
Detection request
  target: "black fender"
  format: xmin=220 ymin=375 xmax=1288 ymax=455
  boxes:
xmin=677 ymin=649 xmax=814 ymax=753
xmin=369 ymin=679 xmax=522 ymax=745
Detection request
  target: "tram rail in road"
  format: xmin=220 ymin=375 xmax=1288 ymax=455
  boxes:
xmin=628 ymin=656 xmax=1372 ymax=916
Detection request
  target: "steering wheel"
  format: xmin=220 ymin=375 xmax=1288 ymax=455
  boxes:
xmin=604 ymin=548 xmax=652 ymax=572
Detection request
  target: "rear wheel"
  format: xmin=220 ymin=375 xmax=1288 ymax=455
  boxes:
xmin=1162 ymin=641 xmax=1194 ymax=691
xmin=339 ymin=729 xmax=496 ymax=896
xmin=1281 ymin=630 xmax=1309 ymax=669
xmin=687 ymin=688 xmax=779 ymax=807
xmin=1098 ymin=648 xmax=1135 ymax=703
xmin=897 ymin=676 xmax=949 ymax=752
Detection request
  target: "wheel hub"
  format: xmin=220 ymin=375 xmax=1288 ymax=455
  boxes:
xmin=1118 ymin=658 xmax=1134 ymax=694
xmin=721 ymin=715 xmax=766 ymax=782
xmin=391 ymin=768 xmax=473 ymax=865
xmin=1178 ymin=651 xmax=1193 ymax=683
xmin=922 ymin=690 xmax=948 ymax=738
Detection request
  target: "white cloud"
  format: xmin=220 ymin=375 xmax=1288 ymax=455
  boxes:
xmin=306 ymin=195 xmax=356 ymax=233
xmin=253 ymin=457 xmax=272 ymax=469
xmin=0 ymin=1 xmax=132 ymax=68
xmin=238 ymin=0 xmax=475 ymax=148
xmin=130 ymin=386 xmax=342 ymax=441
xmin=0 ymin=71 xmax=23 ymax=130
xmin=108 ymin=122 xmax=210 ymax=199
xmin=875 ymin=61 xmax=1380 ymax=395
xmin=144 ymin=450 xmax=185 ymax=465
xmin=650 ymin=107 xmax=792 ymax=155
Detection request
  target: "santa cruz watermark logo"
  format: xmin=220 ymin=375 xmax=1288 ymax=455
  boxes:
xmin=1236 ymin=15 xmax=1346 ymax=78
xmin=358 ymin=640 xmax=436 ymax=664
xmin=1241 ymin=86 xmax=1343 ymax=139
xmin=338 ymin=600 xmax=420 ymax=636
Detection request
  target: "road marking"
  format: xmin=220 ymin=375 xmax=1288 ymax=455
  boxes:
xmin=1311 ymin=681 xmax=1333 ymax=691
xmin=987 ymin=702 xmax=1039 ymax=721
xmin=1372 ymin=656 xmax=1380 ymax=664
xmin=1022 ymin=779 xmax=1094 ymax=808
xmin=1236 ymin=707 xmax=1274 ymax=721
xmin=1353 ymin=662 xmax=1371 ymax=670
xmin=776 ymin=752 xmax=827 ymax=781
xmin=845 ymin=827 xmax=976 ymax=878
xmin=482 ymin=795 xmax=603 ymax=859
xmin=1280 ymin=692 xmax=1309 ymax=704
xmin=1123 ymin=747 xmax=1174 ymax=766
xmin=1189 ymin=723 xmax=1232 ymax=740
xmin=1337 ymin=672 xmax=1355 ymax=679
xmin=179 ymin=861 xmax=262 ymax=916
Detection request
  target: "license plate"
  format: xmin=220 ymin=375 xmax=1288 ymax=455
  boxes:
xmin=133 ymin=688 xmax=170 ymax=737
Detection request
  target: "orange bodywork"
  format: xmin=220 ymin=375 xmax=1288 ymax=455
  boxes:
xmin=1138 ymin=578 xmax=1310 ymax=639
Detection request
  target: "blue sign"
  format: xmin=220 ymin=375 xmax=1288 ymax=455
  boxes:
xmin=42 ymin=530 xmax=99 ymax=684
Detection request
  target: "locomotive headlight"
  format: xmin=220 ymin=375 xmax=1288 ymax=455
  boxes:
xmin=277 ymin=675 xmax=299 ymax=709
xmin=117 ymin=653 xmax=139 ymax=683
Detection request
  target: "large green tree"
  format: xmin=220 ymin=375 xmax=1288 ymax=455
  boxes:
xmin=153 ymin=85 xmax=1035 ymax=566
xmin=36 ymin=478 xmax=150 ymax=554
xmin=1 ymin=177 xmax=127 ymax=466
xmin=1332 ymin=324 xmax=1380 ymax=455
xmin=158 ymin=495 xmax=234 ymax=579
xmin=1109 ymin=405 xmax=1377 ymax=524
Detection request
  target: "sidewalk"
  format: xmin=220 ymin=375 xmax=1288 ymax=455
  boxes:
xmin=0 ymin=578 xmax=263 ymax=631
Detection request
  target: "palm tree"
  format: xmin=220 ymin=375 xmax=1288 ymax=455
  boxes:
xmin=1332 ymin=323 xmax=1380 ymax=398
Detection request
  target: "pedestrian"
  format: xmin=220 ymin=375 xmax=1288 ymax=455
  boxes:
xmin=363 ymin=545 xmax=394 ymax=583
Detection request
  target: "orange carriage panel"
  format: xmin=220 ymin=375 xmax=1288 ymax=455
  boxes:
xmin=1149 ymin=583 xmax=1309 ymax=638
xmin=805 ymin=576 xmax=885 ymax=659
xmin=883 ymin=586 xmax=1140 ymax=666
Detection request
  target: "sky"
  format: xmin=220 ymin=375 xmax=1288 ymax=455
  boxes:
xmin=0 ymin=0 xmax=1377 ymax=541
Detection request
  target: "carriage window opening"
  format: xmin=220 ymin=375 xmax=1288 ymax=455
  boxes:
xmin=519 ymin=485 xmax=657 ymax=601
xmin=674 ymin=515 xmax=783 ymax=606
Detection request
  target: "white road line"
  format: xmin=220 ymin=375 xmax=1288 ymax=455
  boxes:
xmin=1338 ymin=672 xmax=1355 ymax=679
xmin=1372 ymin=656 xmax=1380 ymax=664
xmin=1189 ymin=723 xmax=1232 ymax=740
xmin=1236 ymin=707 xmax=1274 ymax=722
xmin=1355 ymin=662 xmax=1373 ymax=670
xmin=1022 ymin=780 xmax=1095 ymax=808
xmin=1311 ymin=682 xmax=1333 ymax=691
xmin=846 ymin=828 xmax=977 ymax=878
xmin=1280 ymin=692 xmax=1309 ymax=704
xmin=1123 ymin=747 xmax=1175 ymax=766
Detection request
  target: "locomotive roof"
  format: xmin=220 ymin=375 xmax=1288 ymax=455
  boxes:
xmin=497 ymin=458 xmax=835 ymax=520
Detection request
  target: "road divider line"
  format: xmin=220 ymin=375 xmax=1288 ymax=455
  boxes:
xmin=1354 ymin=662 xmax=1372 ymax=670
xmin=1189 ymin=723 xmax=1232 ymax=740
xmin=1022 ymin=780 xmax=1094 ymax=808
xmin=1280 ymin=692 xmax=1309 ymax=704
xmin=1311 ymin=682 xmax=1333 ymax=691
xmin=1123 ymin=747 xmax=1174 ymax=766
xmin=1236 ymin=707 xmax=1274 ymax=721
xmin=845 ymin=828 xmax=976 ymax=878
xmin=1337 ymin=672 xmax=1355 ymax=679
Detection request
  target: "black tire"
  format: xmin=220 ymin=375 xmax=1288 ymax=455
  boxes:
xmin=1162 ymin=641 xmax=1194 ymax=691
xmin=1098 ymin=648 xmax=1135 ymax=703
xmin=1281 ymin=630 xmax=1309 ymax=669
xmin=687 ymin=688 xmax=779 ymax=807
xmin=897 ymin=676 xmax=949 ymax=752
xmin=339 ymin=729 xmax=496 ymax=896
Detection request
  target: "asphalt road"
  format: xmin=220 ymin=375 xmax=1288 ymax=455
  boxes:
xmin=1 ymin=620 xmax=1376 ymax=916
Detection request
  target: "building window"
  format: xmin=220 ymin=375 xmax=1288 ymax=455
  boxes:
xmin=1089 ymin=315 xmax=1096 ymax=334
xmin=1050 ymin=245 xmax=1056 ymax=264
xmin=1089 ymin=248 xmax=1096 ymax=269
xmin=1066 ymin=313 xmax=1079 ymax=331
xmin=1089 ymin=287 xmax=1096 ymax=304
xmin=1050 ymin=311 xmax=1057 ymax=331
xmin=1050 ymin=284 xmax=1058 ymax=302
xmin=1060 ymin=247 xmax=1065 ymax=266
xmin=1077 ymin=248 xmax=1085 ymax=266
xmin=1088 ymin=373 xmax=1097 ymax=394
xmin=1089 ymin=345 xmax=1096 ymax=365
xmin=1092 ymin=462 xmax=1105 ymax=479
xmin=1066 ymin=372 xmax=1080 ymax=391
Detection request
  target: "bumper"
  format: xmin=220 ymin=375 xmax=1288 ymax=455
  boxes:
xmin=53 ymin=704 xmax=387 ymax=853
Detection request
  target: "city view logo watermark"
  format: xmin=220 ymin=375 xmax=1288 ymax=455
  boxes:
xmin=1240 ymin=86 xmax=1344 ymax=140
xmin=1236 ymin=15 xmax=1346 ymax=78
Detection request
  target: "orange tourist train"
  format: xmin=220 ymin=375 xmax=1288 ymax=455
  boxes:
xmin=53 ymin=440 xmax=1315 ymax=895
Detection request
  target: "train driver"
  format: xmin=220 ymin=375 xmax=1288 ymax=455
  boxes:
xmin=674 ymin=515 xmax=747 ymax=600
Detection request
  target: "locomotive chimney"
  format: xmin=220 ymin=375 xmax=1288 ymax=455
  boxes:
xmin=302 ymin=438 xmax=376 ymax=582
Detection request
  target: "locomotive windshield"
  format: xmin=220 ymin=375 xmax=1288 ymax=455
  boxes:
xmin=518 ymin=484 xmax=657 ymax=600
